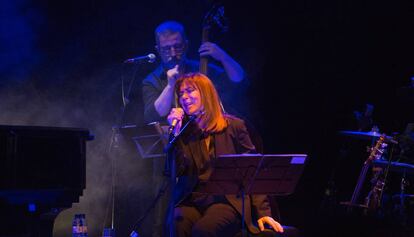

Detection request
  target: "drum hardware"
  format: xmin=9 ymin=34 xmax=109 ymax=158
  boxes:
xmin=341 ymin=135 xmax=388 ymax=211
xmin=364 ymin=142 xmax=390 ymax=211
xmin=338 ymin=125 xmax=414 ymax=228
xmin=390 ymin=170 xmax=414 ymax=226
xmin=364 ymin=166 xmax=386 ymax=210
xmin=373 ymin=159 xmax=414 ymax=224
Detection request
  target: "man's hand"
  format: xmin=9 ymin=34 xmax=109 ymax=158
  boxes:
xmin=198 ymin=41 xmax=244 ymax=83
xmin=154 ymin=64 xmax=180 ymax=117
xmin=257 ymin=216 xmax=284 ymax=233
xmin=167 ymin=65 xmax=180 ymax=86
xmin=198 ymin=42 xmax=227 ymax=62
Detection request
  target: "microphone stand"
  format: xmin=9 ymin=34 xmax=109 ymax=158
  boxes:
xmin=164 ymin=116 xmax=196 ymax=237
xmin=104 ymin=63 xmax=140 ymax=236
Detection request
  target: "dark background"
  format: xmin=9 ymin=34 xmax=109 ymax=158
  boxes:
xmin=1 ymin=0 xmax=414 ymax=236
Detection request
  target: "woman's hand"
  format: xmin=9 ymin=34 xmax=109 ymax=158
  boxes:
xmin=167 ymin=108 xmax=185 ymax=134
xmin=257 ymin=216 xmax=284 ymax=233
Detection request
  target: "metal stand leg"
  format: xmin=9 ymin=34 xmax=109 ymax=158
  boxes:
xmin=399 ymin=172 xmax=408 ymax=226
xmin=241 ymin=189 xmax=246 ymax=237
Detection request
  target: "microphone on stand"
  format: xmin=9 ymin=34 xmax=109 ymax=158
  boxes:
xmin=124 ymin=53 xmax=156 ymax=64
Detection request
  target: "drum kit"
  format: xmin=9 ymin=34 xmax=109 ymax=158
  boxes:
xmin=339 ymin=128 xmax=414 ymax=224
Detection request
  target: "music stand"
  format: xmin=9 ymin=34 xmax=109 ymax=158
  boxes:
xmin=119 ymin=123 xmax=173 ymax=237
xmin=119 ymin=122 xmax=169 ymax=159
xmin=195 ymin=153 xmax=308 ymax=236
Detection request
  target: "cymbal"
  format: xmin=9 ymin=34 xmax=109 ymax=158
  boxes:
xmin=339 ymin=130 xmax=398 ymax=144
xmin=373 ymin=160 xmax=414 ymax=175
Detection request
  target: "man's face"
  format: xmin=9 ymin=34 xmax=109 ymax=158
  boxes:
xmin=156 ymin=32 xmax=187 ymax=69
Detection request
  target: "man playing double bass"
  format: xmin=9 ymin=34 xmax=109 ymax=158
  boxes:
xmin=142 ymin=20 xmax=245 ymax=123
xmin=141 ymin=20 xmax=246 ymax=237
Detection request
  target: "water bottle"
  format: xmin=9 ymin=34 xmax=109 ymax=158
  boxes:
xmin=72 ymin=214 xmax=81 ymax=237
xmin=80 ymin=214 xmax=88 ymax=237
xmin=72 ymin=214 xmax=88 ymax=237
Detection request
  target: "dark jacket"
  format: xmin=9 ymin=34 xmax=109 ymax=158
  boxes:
xmin=173 ymin=115 xmax=271 ymax=234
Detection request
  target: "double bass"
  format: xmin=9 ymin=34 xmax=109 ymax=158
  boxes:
xmin=199 ymin=5 xmax=228 ymax=75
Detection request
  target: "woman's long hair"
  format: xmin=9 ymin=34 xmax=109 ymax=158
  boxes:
xmin=174 ymin=72 xmax=227 ymax=133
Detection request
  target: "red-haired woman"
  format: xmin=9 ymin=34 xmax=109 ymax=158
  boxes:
xmin=167 ymin=73 xmax=284 ymax=237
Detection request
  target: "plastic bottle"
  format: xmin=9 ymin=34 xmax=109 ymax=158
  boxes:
xmin=80 ymin=214 xmax=88 ymax=237
xmin=72 ymin=214 xmax=81 ymax=237
xmin=72 ymin=214 xmax=88 ymax=237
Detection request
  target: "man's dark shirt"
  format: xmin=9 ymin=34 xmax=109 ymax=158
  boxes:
xmin=142 ymin=59 xmax=232 ymax=123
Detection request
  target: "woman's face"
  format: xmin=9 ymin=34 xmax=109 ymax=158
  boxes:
xmin=178 ymin=81 xmax=203 ymax=116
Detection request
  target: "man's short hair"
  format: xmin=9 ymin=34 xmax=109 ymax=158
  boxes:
xmin=155 ymin=21 xmax=187 ymax=45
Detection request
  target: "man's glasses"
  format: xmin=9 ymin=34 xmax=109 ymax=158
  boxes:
xmin=159 ymin=43 xmax=185 ymax=55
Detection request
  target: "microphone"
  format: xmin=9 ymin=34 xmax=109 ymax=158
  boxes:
xmin=124 ymin=53 xmax=156 ymax=64
xmin=169 ymin=115 xmax=199 ymax=133
xmin=169 ymin=119 xmax=179 ymax=134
